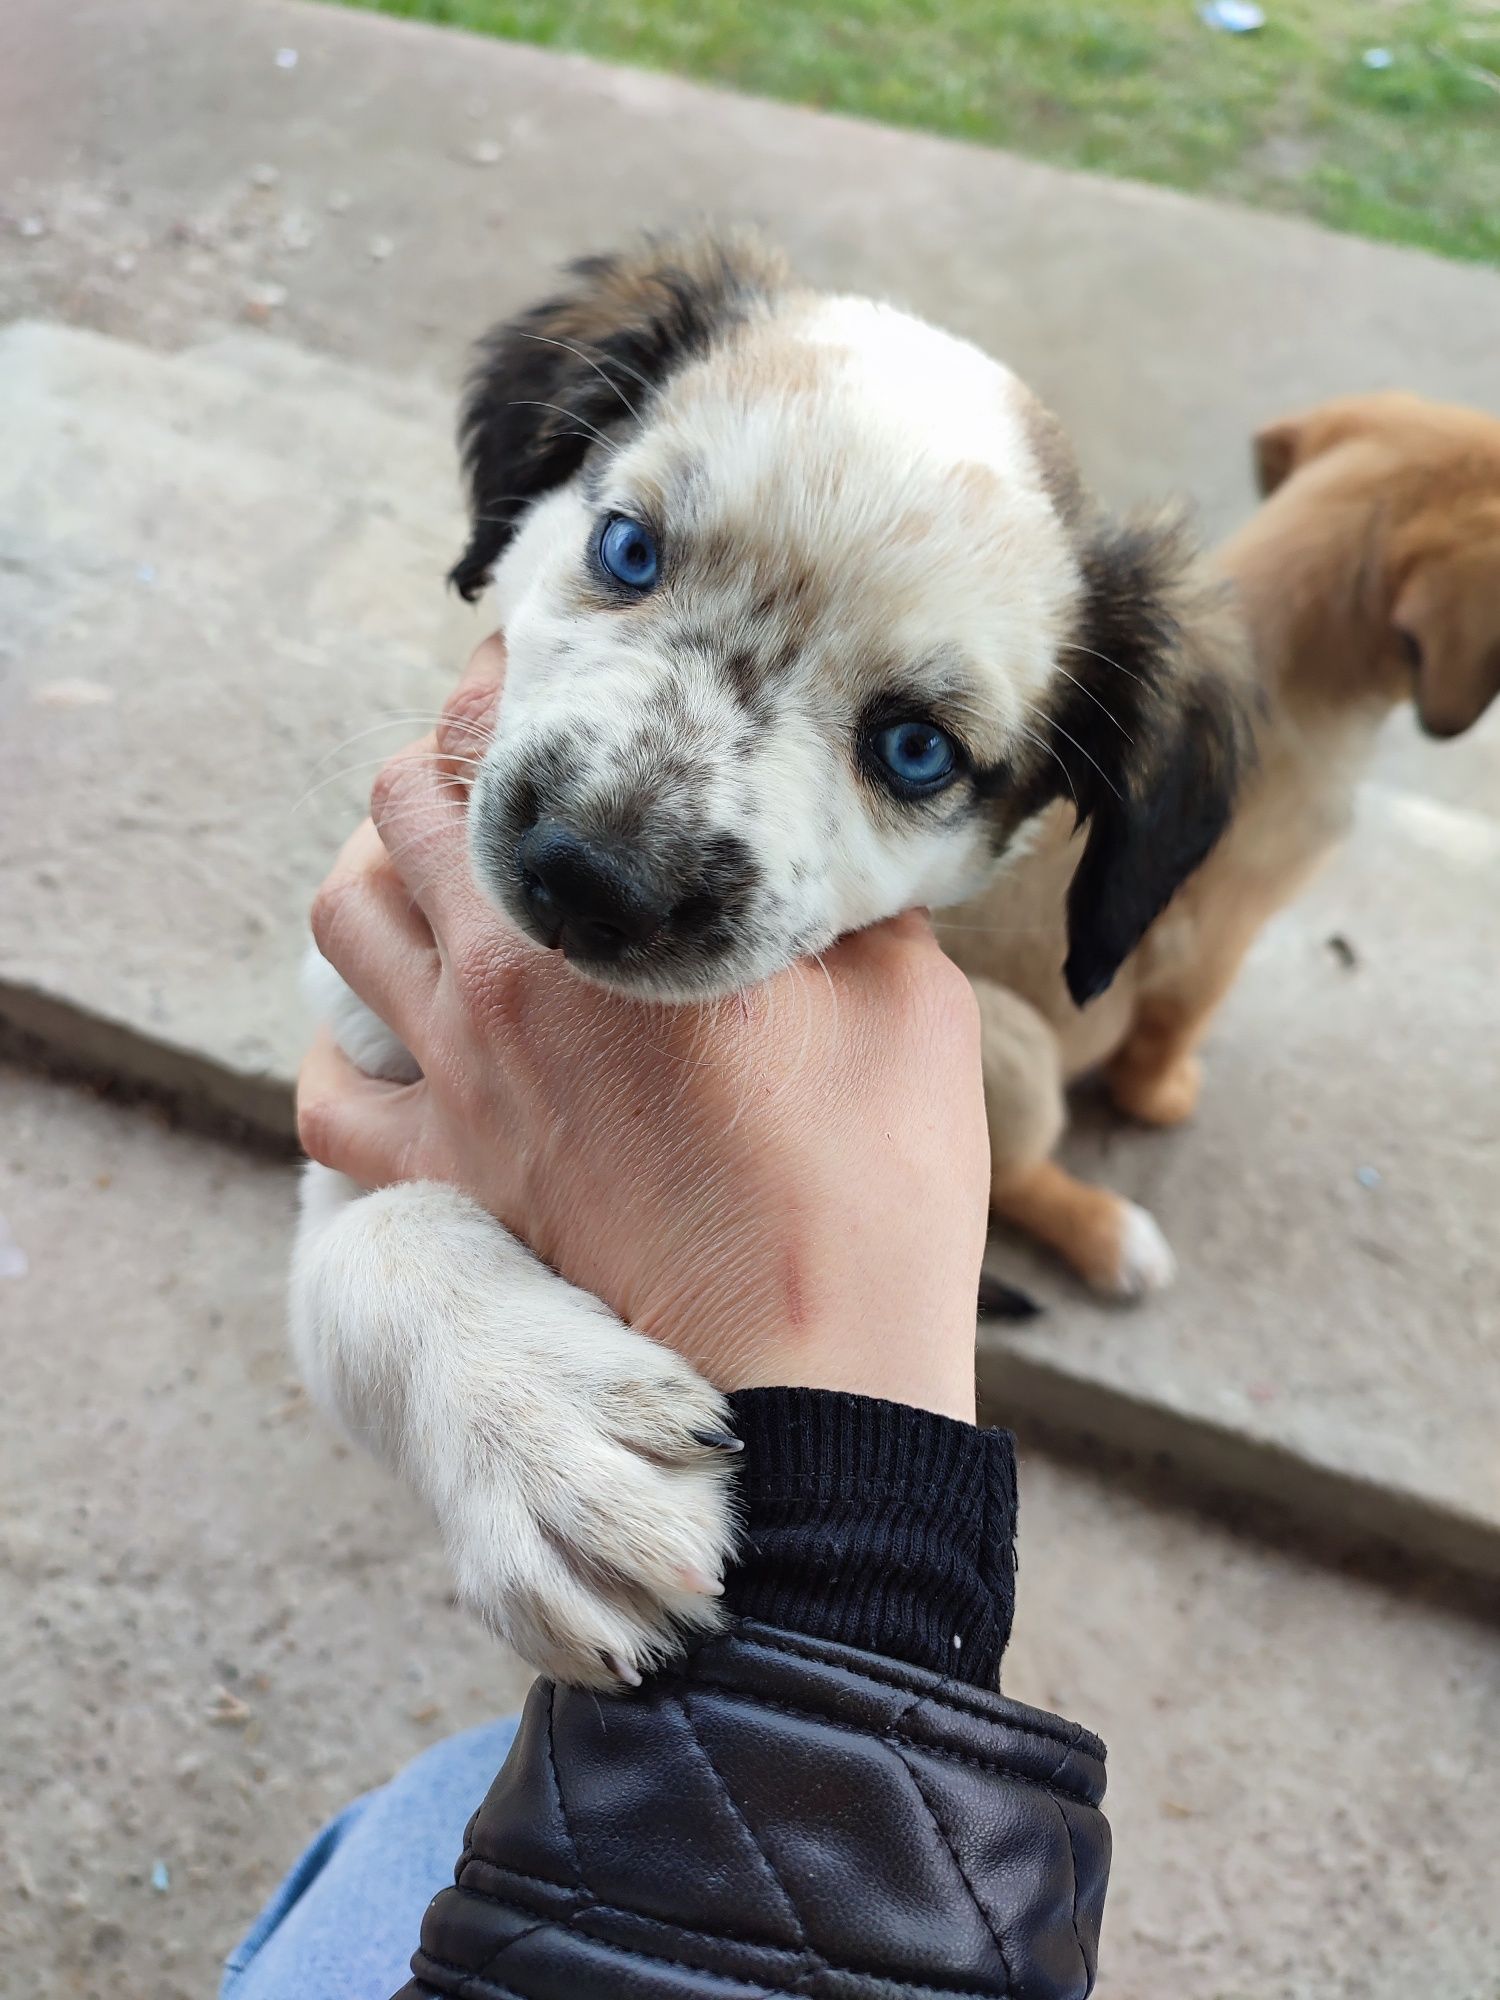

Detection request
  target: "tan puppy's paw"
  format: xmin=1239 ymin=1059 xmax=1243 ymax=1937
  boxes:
xmin=1080 ymin=1198 xmax=1178 ymax=1300
xmin=990 ymin=1160 xmax=1178 ymax=1304
xmin=1109 ymin=1052 xmax=1204 ymax=1128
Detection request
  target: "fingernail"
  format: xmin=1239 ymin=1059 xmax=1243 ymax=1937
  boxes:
xmin=602 ymin=1651 xmax=642 ymax=1688
xmin=692 ymin=1427 xmax=744 ymax=1454
xmin=678 ymin=1565 xmax=724 ymax=1597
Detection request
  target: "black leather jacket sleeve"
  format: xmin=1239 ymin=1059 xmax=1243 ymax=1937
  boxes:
xmin=397 ymin=1621 xmax=1109 ymax=1999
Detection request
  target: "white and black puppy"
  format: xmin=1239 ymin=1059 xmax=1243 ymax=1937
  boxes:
xmin=292 ymin=233 xmax=1248 ymax=1686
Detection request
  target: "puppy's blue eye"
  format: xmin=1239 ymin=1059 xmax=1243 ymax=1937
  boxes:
xmin=872 ymin=720 xmax=959 ymax=793
xmin=597 ymin=516 xmax=660 ymax=590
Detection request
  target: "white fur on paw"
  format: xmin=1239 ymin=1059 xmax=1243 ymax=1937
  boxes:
xmin=292 ymin=1177 xmax=735 ymax=1690
xmin=445 ymin=1342 xmax=736 ymax=1692
xmin=1103 ymin=1201 xmax=1177 ymax=1300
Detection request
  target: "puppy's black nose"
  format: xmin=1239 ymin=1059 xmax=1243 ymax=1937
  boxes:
xmin=516 ymin=821 xmax=669 ymax=960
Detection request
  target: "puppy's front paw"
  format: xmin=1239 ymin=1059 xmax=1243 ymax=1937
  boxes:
xmin=442 ymin=1333 xmax=738 ymax=1690
xmin=1081 ymin=1198 xmax=1177 ymax=1301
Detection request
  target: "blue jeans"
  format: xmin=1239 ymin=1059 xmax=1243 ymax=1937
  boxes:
xmin=223 ymin=1715 xmax=520 ymax=2000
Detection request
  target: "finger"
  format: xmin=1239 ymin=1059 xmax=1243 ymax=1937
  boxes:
xmin=435 ymin=634 xmax=507 ymax=778
xmin=827 ymin=906 xmax=938 ymax=973
xmin=296 ymin=1029 xmax=427 ymax=1189
xmin=310 ymin=818 xmax=440 ymax=1045
xmin=364 ymin=629 xmax=505 ymax=862
xmin=371 ymin=735 xmax=488 ymax=933
xmin=327 ymin=816 xmax=433 ymax=935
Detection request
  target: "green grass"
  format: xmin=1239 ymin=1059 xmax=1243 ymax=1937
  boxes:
xmin=332 ymin=0 xmax=1500 ymax=265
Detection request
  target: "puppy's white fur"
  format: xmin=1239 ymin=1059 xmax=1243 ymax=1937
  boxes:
xmin=473 ymin=296 xmax=1079 ymax=997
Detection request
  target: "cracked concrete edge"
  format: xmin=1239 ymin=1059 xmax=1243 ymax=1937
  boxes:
xmin=0 ymin=980 xmax=298 ymax=1150
xmin=12 ymin=969 xmax=1493 ymax=1583
xmin=979 ymin=1339 xmax=1500 ymax=1587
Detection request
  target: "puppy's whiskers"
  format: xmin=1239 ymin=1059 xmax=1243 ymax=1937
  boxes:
xmin=303 ymin=712 xmax=492 ymax=777
xmin=1012 ymin=719 xmax=1079 ymax=809
xmin=513 ymin=332 xmax=642 ymax=422
xmin=1044 ymin=661 xmax=1133 ymax=741
xmin=808 ymin=949 xmax=838 ymax=1043
xmin=1059 ymin=640 xmax=1146 ymax=688
xmin=1019 ymin=699 xmax=1122 ymax=802
xmin=503 ymin=400 xmax=615 ymax=452
xmin=290 ymin=751 xmax=483 ymax=818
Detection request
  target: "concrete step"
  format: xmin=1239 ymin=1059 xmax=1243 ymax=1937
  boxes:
xmin=3 ymin=316 xmax=1498 ymax=1589
xmin=982 ymin=773 xmax=1500 ymax=1582
xmin=6 ymin=0 xmax=1500 ymax=543
xmin=3 ymin=1068 xmax=1494 ymax=2000
xmin=0 ymin=317 xmax=483 ymax=1130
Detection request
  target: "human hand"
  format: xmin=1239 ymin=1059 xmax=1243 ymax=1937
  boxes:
xmin=299 ymin=638 xmax=989 ymax=1423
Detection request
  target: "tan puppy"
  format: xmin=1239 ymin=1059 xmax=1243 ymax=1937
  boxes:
xmin=941 ymin=392 xmax=1500 ymax=1299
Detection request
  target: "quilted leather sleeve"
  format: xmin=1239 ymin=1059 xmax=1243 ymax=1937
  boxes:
xmin=396 ymin=1620 xmax=1109 ymax=1999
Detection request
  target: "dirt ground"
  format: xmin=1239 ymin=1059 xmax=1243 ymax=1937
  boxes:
xmin=4 ymin=1066 xmax=1497 ymax=1999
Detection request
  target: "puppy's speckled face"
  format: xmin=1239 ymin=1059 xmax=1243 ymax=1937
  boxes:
xmin=456 ymin=237 xmax=1250 ymax=1006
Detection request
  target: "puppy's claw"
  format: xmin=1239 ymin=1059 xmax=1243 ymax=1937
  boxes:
xmin=678 ymin=1564 xmax=724 ymax=1598
xmin=692 ymin=1426 xmax=744 ymax=1454
xmin=441 ymin=1334 xmax=735 ymax=1687
xmin=977 ymin=1272 xmax=1044 ymax=1320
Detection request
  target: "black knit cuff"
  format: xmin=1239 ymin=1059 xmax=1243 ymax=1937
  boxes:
xmin=721 ymin=1388 xmax=1018 ymax=1690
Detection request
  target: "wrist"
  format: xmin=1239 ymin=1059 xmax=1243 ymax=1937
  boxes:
xmin=728 ymin=1293 xmax=979 ymax=1424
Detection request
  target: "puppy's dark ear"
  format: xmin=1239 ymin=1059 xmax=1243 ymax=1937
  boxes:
xmin=450 ymin=230 xmax=789 ymax=601
xmin=1050 ymin=512 xmax=1257 ymax=1007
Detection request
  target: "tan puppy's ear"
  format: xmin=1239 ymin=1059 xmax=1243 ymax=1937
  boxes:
xmin=1394 ymin=522 xmax=1500 ymax=739
xmin=1252 ymin=394 xmax=1416 ymax=499
xmin=1050 ymin=513 xmax=1259 ymax=1007
xmin=1252 ymin=416 xmax=1304 ymax=497
xmin=449 ymin=231 xmax=788 ymax=602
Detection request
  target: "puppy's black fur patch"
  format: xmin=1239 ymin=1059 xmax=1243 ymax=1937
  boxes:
xmin=1037 ymin=512 xmax=1256 ymax=1007
xmin=450 ymin=232 xmax=788 ymax=601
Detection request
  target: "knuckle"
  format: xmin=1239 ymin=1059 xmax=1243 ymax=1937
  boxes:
xmin=308 ymin=871 xmax=358 ymax=958
xmin=901 ymin=938 xmax=979 ymax=1040
xmin=453 ymin=943 xmax=525 ymax=1039
xmin=295 ymin=1090 xmax=339 ymax=1167
xmin=438 ymin=677 xmax=499 ymax=757
xmin=369 ymin=750 xmax=411 ymax=824
xmin=932 ymin=952 xmax=982 ymax=1034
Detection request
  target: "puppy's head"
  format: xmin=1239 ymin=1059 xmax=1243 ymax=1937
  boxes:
xmin=457 ymin=233 xmax=1250 ymax=1005
xmin=1255 ymin=392 xmax=1500 ymax=740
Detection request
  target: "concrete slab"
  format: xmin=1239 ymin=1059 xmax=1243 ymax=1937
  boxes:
xmin=3 ymin=299 xmax=1498 ymax=1578
xmin=0 ymin=319 xmax=482 ymax=1133
xmin=981 ymin=773 xmax=1500 ymax=1581
xmin=1002 ymin=1454 xmax=1500 ymax=2000
xmin=3 ymin=1071 xmax=1495 ymax=1999
xmin=0 ymin=1067 xmax=534 ymax=2000
xmin=4 ymin=7 xmax=1496 ymax=1987
xmin=3 ymin=0 xmax=1498 ymax=1585
xmin=3 ymin=0 xmax=1499 ymax=541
